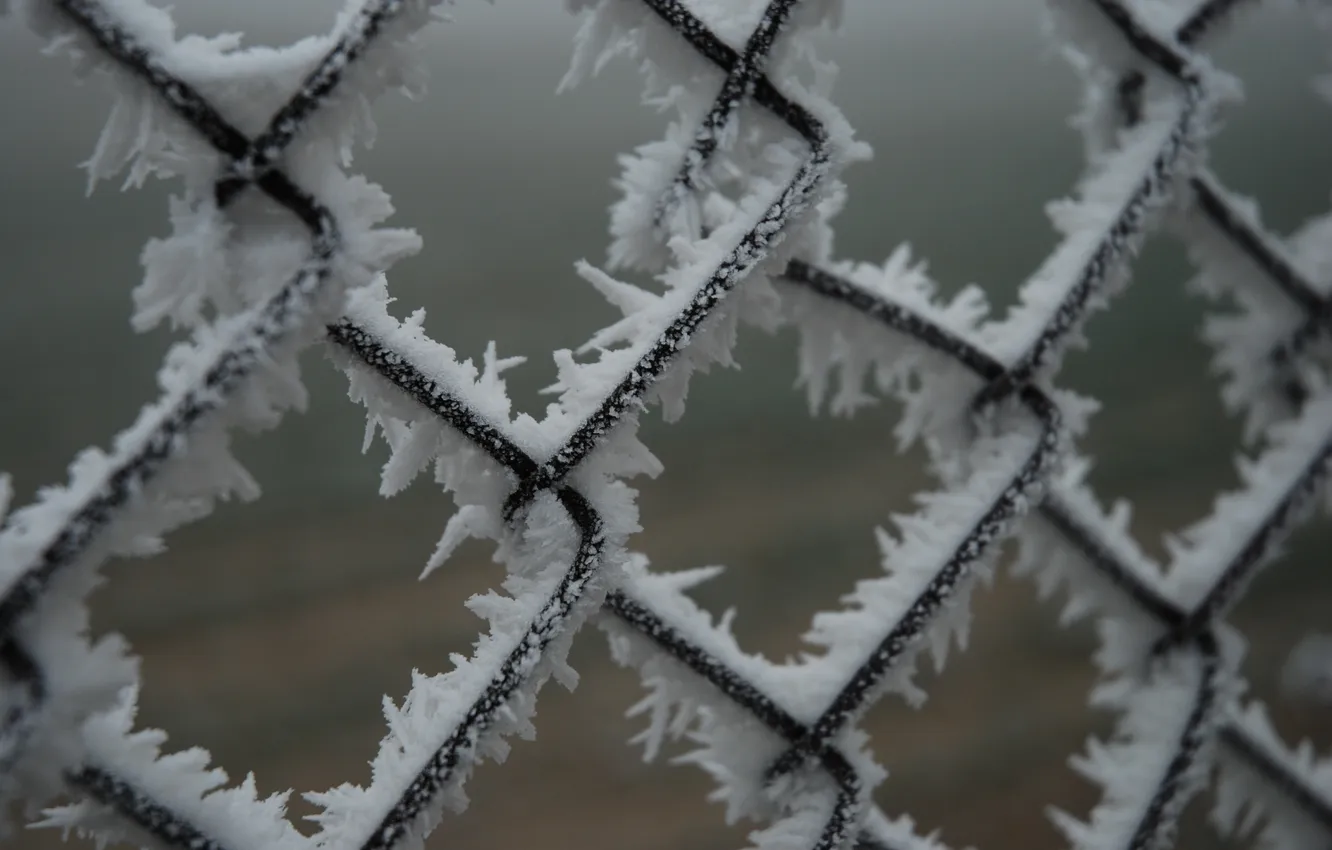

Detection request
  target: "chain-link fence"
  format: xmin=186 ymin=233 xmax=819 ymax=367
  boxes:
xmin=0 ymin=2 xmax=1329 ymax=850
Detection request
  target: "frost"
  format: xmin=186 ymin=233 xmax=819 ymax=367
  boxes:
xmin=1210 ymin=700 xmax=1332 ymax=850
xmin=3 ymin=1 xmax=1331 ymax=850
xmin=1050 ymin=645 xmax=1227 ymax=850
xmin=1177 ymin=173 xmax=1332 ymax=442
xmin=796 ymin=422 xmax=1054 ymax=719
xmin=0 ymin=0 xmax=439 ymax=833
xmin=35 ymin=688 xmax=310 ymax=850
xmin=1156 ymin=390 xmax=1332 ymax=615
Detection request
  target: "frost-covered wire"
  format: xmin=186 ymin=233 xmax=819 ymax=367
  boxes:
xmin=1114 ymin=0 xmax=1332 ymax=434
xmin=787 ymin=255 xmax=1332 ymax=841
xmin=570 ymin=2 xmax=1332 ymax=849
xmin=0 ymin=0 xmax=433 ymax=840
xmin=321 ymin=3 xmax=865 ymax=846
xmin=2 ymin=1 xmax=1330 ymax=850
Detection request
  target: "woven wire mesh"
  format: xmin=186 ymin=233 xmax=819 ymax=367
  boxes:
xmin=0 ymin=2 xmax=1329 ymax=850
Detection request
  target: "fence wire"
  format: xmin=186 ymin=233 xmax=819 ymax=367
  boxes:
xmin=0 ymin=1 xmax=1329 ymax=850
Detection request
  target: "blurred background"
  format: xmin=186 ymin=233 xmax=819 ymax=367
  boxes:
xmin=1 ymin=2 xmax=1330 ymax=849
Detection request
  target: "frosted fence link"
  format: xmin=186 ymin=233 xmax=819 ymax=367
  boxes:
xmin=0 ymin=0 xmax=404 ymax=784
xmin=0 ymin=0 xmax=392 ymax=632
xmin=1039 ymin=497 xmax=1332 ymax=837
xmin=323 ymin=324 xmax=617 ymax=850
xmin=762 ymin=268 xmax=1066 ymax=783
xmin=1190 ymin=172 xmax=1331 ymax=398
xmin=580 ymin=0 xmax=1326 ymax=847
xmin=0 ymin=0 xmax=429 ymax=837
xmin=330 ymin=326 xmax=923 ymax=850
xmin=329 ymin=332 xmax=870 ymax=850
xmin=764 ymin=0 xmax=1214 ymax=782
xmin=210 ymin=1 xmax=1332 ymax=850
xmin=568 ymin=0 xmax=1232 ymax=845
xmin=1 ymin=0 xmax=1329 ymax=849
xmin=1216 ymin=723 xmax=1332 ymax=836
xmin=603 ymin=592 xmax=892 ymax=850
xmin=974 ymin=0 xmax=1211 ymax=412
xmin=622 ymin=257 xmax=1318 ymax=847
xmin=327 ymin=1 xmax=862 ymax=844
xmin=1108 ymin=0 xmax=1332 ymax=717
xmin=61 ymin=764 xmax=228 ymax=850
xmin=498 ymin=139 xmax=832 ymax=520
xmin=766 ymin=263 xmax=1218 ymax=850
xmin=351 ymin=498 xmax=607 ymax=850
xmin=1115 ymin=0 xmax=1332 ymax=409
xmin=212 ymin=1 xmax=415 ymax=203
xmin=552 ymin=5 xmax=1187 ymax=831
xmin=1 ymin=0 xmax=845 ymax=844
xmin=602 ymin=25 xmax=1223 ymax=823
xmin=781 ymin=256 xmax=1332 ymax=835
xmin=333 ymin=2 xmax=861 ymax=844
xmin=601 ymin=256 xmax=1264 ymax=850
xmin=1118 ymin=0 xmax=1332 ymax=836
xmin=1025 ymin=0 xmax=1332 ymax=844
xmin=835 ymin=9 xmax=1328 ymax=846
xmin=498 ymin=0 xmax=830 ymax=523
xmin=649 ymin=0 xmax=803 ymax=232
xmin=1147 ymin=424 xmax=1332 ymax=657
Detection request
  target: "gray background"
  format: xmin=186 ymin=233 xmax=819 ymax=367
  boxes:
xmin=1 ymin=3 xmax=1329 ymax=849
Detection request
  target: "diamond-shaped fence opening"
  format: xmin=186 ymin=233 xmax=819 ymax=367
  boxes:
xmin=0 ymin=2 xmax=1330 ymax=850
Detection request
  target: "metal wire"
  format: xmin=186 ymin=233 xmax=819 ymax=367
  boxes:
xmin=0 ymin=1 xmax=1328 ymax=849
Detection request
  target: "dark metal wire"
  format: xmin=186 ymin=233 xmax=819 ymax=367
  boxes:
xmin=2 ymin=1 xmax=1329 ymax=850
